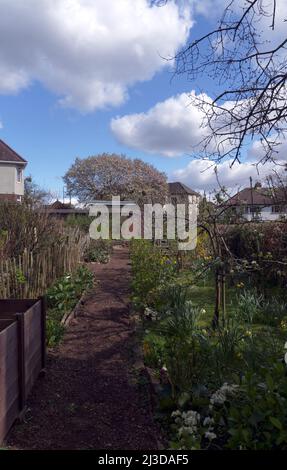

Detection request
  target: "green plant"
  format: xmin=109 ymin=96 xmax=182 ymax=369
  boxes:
xmin=255 ymin=298 xmax=287 ymax=327
xmin=226 ymin=364 xmax=287 ymax=449
xmin=131 ymin=239 xmax=177 ymax=309
xmin=235 ymin=289 xmax=263 ymax=323
xmin=46 ymin=265 xmax=93 ymax=313
xmin=46 ymin=317 xmax=65 ymax=347
xmin=155 ymin=291 xmax=207 ymax=396
xmin=84 ymin=239 xmax=112 ymax=263
xmin=46 ymin=265 xmax=93 ymax=347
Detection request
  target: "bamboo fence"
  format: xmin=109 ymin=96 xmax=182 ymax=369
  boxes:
xmin=0 ymin=229 xmax=89 ymax=299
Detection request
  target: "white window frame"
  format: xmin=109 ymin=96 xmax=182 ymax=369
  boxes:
xmin=16 ymin=167 xmax=22 ymax=183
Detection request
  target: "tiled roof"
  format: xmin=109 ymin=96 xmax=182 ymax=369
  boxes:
xmin=168 ymin=182 xmax=200 ymax=197
xmin=0 ymin=139 xmax=27 ymax=164
xmin=227 ymin=187 xmax=286 ymax=205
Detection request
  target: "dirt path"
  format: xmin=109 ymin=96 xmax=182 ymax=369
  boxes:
xmin=7 ymin=246 xmax=158 ymax=450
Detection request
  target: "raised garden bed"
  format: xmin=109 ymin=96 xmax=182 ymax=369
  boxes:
xmin=0 ymin=298 xmax=46 ymax=444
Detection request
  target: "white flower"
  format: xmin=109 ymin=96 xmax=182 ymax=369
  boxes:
xmin=205 ymin=431 xmax=217 ymax=441
xmin=144 ymin=307 xmax=158 ymax=320
xmin=203 ymin=417 xmax=214 ymax=427
xmin=210 ymin=383 xmax=238 ymax=407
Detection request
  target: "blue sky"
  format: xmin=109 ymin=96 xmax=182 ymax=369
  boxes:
xmin=0 ymin=0 xmax=285 ymax=199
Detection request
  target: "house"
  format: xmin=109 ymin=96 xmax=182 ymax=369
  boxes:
xmin=168 ymin=182 xmax=201 ymax=205
xmin=226 ymin=183 xmax=287 ymax=221
xmin=44 ymin=200 xmax=89 ymax=217
xmin=0 ymin=139 xmax=27 ymax=202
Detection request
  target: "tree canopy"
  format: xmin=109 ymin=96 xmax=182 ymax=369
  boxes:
xmin=63 ymin=153 xmax=168 ymax=204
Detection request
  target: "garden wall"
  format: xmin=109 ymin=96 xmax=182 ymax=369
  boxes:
xmin=0 ymin=298 xmax=46 ymax=444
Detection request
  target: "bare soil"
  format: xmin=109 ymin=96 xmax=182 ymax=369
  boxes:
xmin=7 ymin=246 xmax=158 ymax=450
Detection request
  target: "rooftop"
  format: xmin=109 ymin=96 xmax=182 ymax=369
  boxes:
xmin=168 ymin=182 xmax=200 ymax=197
xmin=0 ymin=139 xmax=27 ymax=164
xmin=227 ymin=186 xmax=286 ymax=206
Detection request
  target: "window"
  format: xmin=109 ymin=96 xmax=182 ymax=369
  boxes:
xmin=272 ymin=205 xmax=281 ymax=213
xmin=17 ymin=195 xmax=22 ymax=203
xmin=16 ymin=167 xmax=22 ymax=183
xmin=249 ymin=206 xmax=261 ymax=214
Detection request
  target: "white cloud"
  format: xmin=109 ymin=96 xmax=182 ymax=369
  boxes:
xmin=173 ymin=158 xmax=286 ymax=193
xmin=111 ymin=90 xmax=209 ymax=156
xmin=0 ymin=0 xmax=192 ymax=111
xmin=248 ymin=137 xmax=287 ymax=164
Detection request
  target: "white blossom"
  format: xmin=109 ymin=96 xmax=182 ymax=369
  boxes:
xmin=210 ymin=383 xmax=239 ymax=408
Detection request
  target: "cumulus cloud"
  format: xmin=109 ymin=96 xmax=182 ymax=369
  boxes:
xmin=0 ymin=0 xmax=192 ymax=111
xmin=111 ymin=91 xmax=208 ymax=156
xmin=173 ymin=158 xmax=286 ymax=193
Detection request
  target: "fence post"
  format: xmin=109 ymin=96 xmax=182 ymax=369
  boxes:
xmin=16 ymin=313 xmax=26 ymax=416
xmin=40 ymin=296 xmax=47 ymax=373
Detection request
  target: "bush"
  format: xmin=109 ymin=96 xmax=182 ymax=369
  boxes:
xmin=46 ymin=265 xmax=94 ymax=346
xmin=130 ymin=240 xmax=177 ymax=309
xmin=84 ymin=239 xmax=112 ymax=263
xmin=226 ymin=364 xmax=287 ymax=449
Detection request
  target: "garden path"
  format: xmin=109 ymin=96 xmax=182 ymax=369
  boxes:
xmin=7 ymin=245 xmax=158 ymax=450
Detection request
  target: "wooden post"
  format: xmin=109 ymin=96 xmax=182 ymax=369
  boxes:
xmin=40 ymin=296 xmax=47 ymax=373
xmin=16 ymin=313 xmax=26 ymax=415
xmin=221 ymin=269 xmax=226 ymax=327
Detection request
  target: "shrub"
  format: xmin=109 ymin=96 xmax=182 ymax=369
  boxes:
xmin=46 ymin=265 xmax=94 ymax=346
xmin=226 ymin=364 xmax=287 ymax=449
xmin=130 ymin=239 xmax=177 ymax=309
xmin=84 ymin=239 xmax=112 ymax=263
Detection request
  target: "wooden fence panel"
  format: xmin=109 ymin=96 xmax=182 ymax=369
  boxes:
xmin=0 ymin=229 xmax=89 ymax=299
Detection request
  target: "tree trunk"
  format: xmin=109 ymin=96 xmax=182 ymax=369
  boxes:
xmin=212 ymin=269 xmax=221 ymax=328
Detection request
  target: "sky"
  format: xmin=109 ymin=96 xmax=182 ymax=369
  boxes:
xmin=0 ymin=0 xmax=286 ymax=200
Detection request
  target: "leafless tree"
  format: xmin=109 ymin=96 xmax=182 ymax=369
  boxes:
xmin=173 ymin=0 xmax=287 ymax=165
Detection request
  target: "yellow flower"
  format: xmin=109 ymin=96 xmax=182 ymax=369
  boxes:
xmin=236 ymin=282 xmax=245 ymax=288
xmin=143 ymin=341 xmax=151 ymax=356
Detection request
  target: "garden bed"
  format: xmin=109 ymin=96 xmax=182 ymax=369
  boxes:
xmin=130 ymin=239 xmax=287 ymax=450
xmin=0 ymin=298 xmax=46 ymax=444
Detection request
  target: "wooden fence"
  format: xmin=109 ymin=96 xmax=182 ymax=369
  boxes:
xmin=0 ymin=298 xmax=46 ymax=444
xmin=0 ymin=229 xmax=89 ymax=299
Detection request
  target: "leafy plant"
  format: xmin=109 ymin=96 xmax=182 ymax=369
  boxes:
xmin=46 ymin=265 xmax=94 ymax=346
xmin=130 ymin=239 xmax=177 ymax=309
xmin=226 ymin=364 xmax=287 ymax=449
xmin=84 ymin=239 xmax=112 ymax=263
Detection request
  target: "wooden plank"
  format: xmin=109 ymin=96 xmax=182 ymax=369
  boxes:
xmin=40 ymin=297 xmax=47 ymax=370
xmin=0 ymin=300 xmax=36 ymax=314
xmin=0 ymin=319 xmax=15 ymax=333
xmin=23 ymin=301 xmax=43 ymax=397
xmin=0 ymin=322 xmax=19 ymax=444
xmin=16 ymin=313 xmax=26 ymax=412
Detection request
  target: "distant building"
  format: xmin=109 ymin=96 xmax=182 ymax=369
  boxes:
xmin=44 ymin=200 xmax=89 ymax=217
xmin=168 ymin=182 xmax=201 ymax=205
xmin=226 ymin=183 xmax=287 ymax=221
xmin=0 ymin=139 xmax=27 ymax=202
